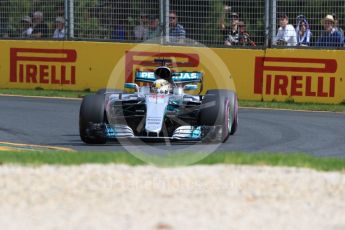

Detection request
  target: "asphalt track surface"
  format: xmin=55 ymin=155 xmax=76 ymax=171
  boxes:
xmin=0 ymin=95 xmax=345 ymax=157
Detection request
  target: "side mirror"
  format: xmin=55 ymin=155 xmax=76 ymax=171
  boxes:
xmin=183 ymin=84 xmax=198 ymax=91
xmin=124 ymin=83 xmax=139 ymax=91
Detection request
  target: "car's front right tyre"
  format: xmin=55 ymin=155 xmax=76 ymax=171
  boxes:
xmin=198 ymin=89 xmax=238 ymax=143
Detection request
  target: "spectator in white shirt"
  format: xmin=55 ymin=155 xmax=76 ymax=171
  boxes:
xmin=20 ymin=16 xmax=33 ymax=38
xmin=274 ymin=13 xmax=297 ymax=46
xmin=133 ymin=13 xmax=149 ymax=41
xmin=53 ymin=17 xmax=65 ymax=39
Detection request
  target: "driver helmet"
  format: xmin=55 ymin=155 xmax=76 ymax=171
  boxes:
xmin=151 ymin=79 xmax=171 ymax=94
xmin=154 ymin=66 xmax=172 ymax=81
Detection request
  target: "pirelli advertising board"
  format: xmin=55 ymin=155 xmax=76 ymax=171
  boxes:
xmin=0 ymin=40 xmax=344 ymax=103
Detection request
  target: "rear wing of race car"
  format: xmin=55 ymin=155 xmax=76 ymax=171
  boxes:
xmin=135 ymin=71 xmax=203 ymax=84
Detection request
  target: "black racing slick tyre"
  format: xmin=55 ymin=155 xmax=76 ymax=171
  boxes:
xmin=199 ymin=89 xmax=238 ymax=143
xmin=79 ymin=94 xmax=106 ymax=144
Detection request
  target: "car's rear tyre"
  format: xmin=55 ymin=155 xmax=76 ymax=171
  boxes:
xmin=79 ymin=94 xmax=106 ymax=144
xmin=199 ymin=89 xmax=238 ymax=143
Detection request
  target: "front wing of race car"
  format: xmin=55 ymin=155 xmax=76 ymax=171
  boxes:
xmin=84 ymin=123 xmax=223 ymax=142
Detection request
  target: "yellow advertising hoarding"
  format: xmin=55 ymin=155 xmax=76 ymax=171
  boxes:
xmin=0 ymin=40 xmax=344 ymax=103
xmin=256 ymin=49 xmax=345 ymax=103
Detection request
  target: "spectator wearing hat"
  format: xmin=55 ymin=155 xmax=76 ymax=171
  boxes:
xmin=133 ymin=13 xmax=149 ymax=41
xmin=332 ymin=13 xmax=344 ymax=43
xmin=316 ymin=15 xmax=344 ymax=47
xmin=274 ymin=13 xmax=297 ymax=46
xmin=32 ymin=11 xmax=48 ymax=38
xmin=169 ymin=11 xmax=186 ymax=43
xmin=220 ymin=10 xmax=240 ymax=46
xmin=20 ymin=16 xmax=33 ymax=38
xmin=53 ymin=16 xmax=65 ymax=39
xmin=295 ymin=15 xmax=312 ymax=46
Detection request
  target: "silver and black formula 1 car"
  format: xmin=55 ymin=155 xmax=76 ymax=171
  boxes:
xmin=79 ymin=59 xmax=238 ymax=144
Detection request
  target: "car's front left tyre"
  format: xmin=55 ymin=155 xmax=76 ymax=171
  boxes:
xmin=79 ymin=94 xmax=107 ymax=144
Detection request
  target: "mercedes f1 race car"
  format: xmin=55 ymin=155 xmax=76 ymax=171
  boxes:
xmin=79 ymin=59 xmax=238 ymax=144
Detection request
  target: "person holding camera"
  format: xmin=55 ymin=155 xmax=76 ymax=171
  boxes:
xmin=274 ymin=13 xmax=297 ymax=46
xmin=237 ymin=21 xmax=256 ymax=46
xmin=220 ymin=6 xmax=240 ymax=46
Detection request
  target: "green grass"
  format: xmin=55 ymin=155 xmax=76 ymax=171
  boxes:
xmin=0 ymin=88 xmax=91 ymax=98
xmin=0 ymin=151 xmax=143 ymax=166
xmin=0 ymin=151 xmax=344 ymax=172
xmin=240 ymin=100 xmax=345 ymax=113
xmin=1 ymin=88 xmax=345 ymax=112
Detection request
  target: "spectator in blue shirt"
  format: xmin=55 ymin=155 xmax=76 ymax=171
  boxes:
xmin=169 ymin=11 xmax=186 ymax=43
xmin=112 ymin=19 xmax=126 ymax=41
xmin=332 ymin=13 xmax=344 ymax=39
xmin=316 ymin=15 xmax=344 ymax=47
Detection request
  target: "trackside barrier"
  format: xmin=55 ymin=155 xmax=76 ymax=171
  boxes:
xmin=0 ymin=40 xmax=345 ymax=103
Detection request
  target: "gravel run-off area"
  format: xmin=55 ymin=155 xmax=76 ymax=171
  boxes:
xmin=0 ymin=164 xmax=344 ymax=230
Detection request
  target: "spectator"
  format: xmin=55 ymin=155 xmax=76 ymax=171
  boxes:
xmin=147 ymin=15 xmax=161 ymax=40
xmin=237 ymin=21 xmax=256 ymax=46
xmin=53 ymin=16 xmax=65 ymax=39
xmin=295 ymin=15 xmax=312 ymax=46
xmin=0 ymin=1 xmax=9 ymax=38
xmin=274 ymin=13 xmax=297 ymax=46
xmin=169 ymin=11 xmax=186 ymax=43
xmin=111 ymin=20 xmax=126 ymax=41
xmin=20 ymin=16 xmax=33 ymax=38
xmin=133 ymin=13 xmax=149 ymax=41
xmin=0 ymin=17 xmax=9 ymax=38
xmin=332 ymin=13 xmax=344 ymax=43
xmin=31 ymin=11 xmax=48 ymax=38
xmin=316 ymin=15 xmax=344 ymax=47
xmin=221 ymin=11 xmax=240 ymax=46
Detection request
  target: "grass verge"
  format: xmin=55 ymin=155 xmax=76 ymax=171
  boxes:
xmin=0 ymin=151 xmax=344 ymax=172
xmin=1 ymin=88 xmax=345 ymax=112
xmin=0 ymin=88 xmax=91 ymax=98
xmin=240 ymin=100 xmax=345 ymax=113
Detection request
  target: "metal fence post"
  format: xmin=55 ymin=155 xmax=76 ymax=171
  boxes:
xmin=271 ymin=0 xmax=277 ymax=46
xmin=64 ymin=0 xmax=69 ymax=39
xmin=164 ymin=0 xmax=169 ymax=42
xmin=265 ymin=0 xmax=270 ymax=48
xmin=160 ymin=0 xmax=165 ymax=44
xmin=68 ymin=0 xmax=74 ymax=38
